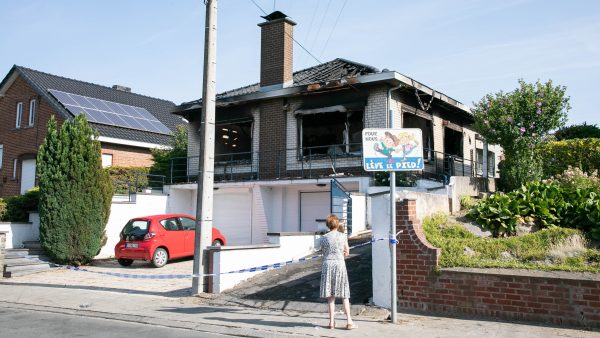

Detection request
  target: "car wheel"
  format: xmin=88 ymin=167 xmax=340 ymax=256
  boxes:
xmin=152 ymin=248 xmax=168 ymax=268
xmin=212 ymin=239 xmax=223 ymax=247
xmin=118 ymin=258 xmax=133 ymax=266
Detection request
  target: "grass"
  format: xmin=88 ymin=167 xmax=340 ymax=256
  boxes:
xmin=423 ymin=212 xmax=600 ymax=273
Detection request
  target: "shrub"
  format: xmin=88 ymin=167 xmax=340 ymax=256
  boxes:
xmin=106 ymin=166 xmax=149 ymax=194
xmin=150 ymin=124 xmax=187 ymax=181
xmin=459 ymin=195 xmax=477 ymax=210
xmin=548 ymin=166 xmax=600 ymax=191
xmin=539 ymin=138 xmax=600 ymax=177
xmin=554 ymin=122 xmax=600 ymax=140
xmin=0 ymin=188 xmax=39 ymax=222
xmin=0 ymin=198 xmax=6 ymax=220
xmin=497 ymin=152 xmax=544 ymax=192
xmin=469 ymin=180 xmax=600 ymax=239
xmin=37 ymin=115 xmax=113 ymax=265
xmin=373 ymin=172 xmax=417 ymax=187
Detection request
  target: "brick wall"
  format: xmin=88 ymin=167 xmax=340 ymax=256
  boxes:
xmin=0 ymin=75 xmax=65 ymax=197
xmin=100 ymin=143 xmax=154 ymax=167
xmin=259 ymin=18 xmax=294 ymax=88
xmin=259 ymin=99 xmax=286 ymax=179
xmin=396 ymin=198 xmax=600 ymax=328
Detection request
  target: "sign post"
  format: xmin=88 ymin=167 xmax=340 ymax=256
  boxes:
xmin=362 ymin=128 xmax=423 ymax=323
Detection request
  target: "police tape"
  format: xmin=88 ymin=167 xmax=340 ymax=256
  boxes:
xmin=14 ymin=236 xmax=398 ymax=280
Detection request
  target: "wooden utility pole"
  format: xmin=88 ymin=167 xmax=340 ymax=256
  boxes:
xmin=192 ymin=0 xmax=217 ymax=295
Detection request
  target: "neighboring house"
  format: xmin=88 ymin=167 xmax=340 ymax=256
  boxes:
xmin=169 ymin=11 xmax=501 ymax=245
xmin=0 ymin=65 xmax=180 ymax=197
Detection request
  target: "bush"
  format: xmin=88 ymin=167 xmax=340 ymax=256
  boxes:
xmin=468 ymin=180 xmax=600 ymax=239
xmin=373 ymin=172 xmax=417 ymax=187
xmin=548 ymin=166 xmax=600 ymax=191
xmin=554 ymin=123 xmax=600 ymax=140
xmin=497 ymin=151 xmax=543 ymax=192
xmin=37 ymin=115 xmax=113 ymax=265
xmin=106 ymin=166 xmax=149 ymax=194
xmin=539 ymin=138 xmax=600 ymax=177
xmin=0 ymin=188 xmax=39 ymax=222
xmin=459 ymin=195 xmax=478 ymax=210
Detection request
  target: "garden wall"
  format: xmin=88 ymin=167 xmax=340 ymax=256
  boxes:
xmin=396 ymin=198 xmax=600 ymax=329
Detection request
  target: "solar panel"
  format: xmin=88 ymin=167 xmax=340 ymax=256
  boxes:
xmin=48 ymin=89 xmax=171 ymax=135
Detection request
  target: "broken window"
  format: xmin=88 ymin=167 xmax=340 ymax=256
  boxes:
xmin=298 ymin=110 xmax=363 ymax=157
xmin=403 ymin=113 xmax=434 ymax=160
xmin=443 ymin=127 xmax=463 ymax=157
xmin=215 ymin=121 xmax=253 ymax=162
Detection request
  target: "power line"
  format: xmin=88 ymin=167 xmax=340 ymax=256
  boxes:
xmin=301 ymin=1 xmax=322 ymax=65
xmin=320 ymin=0 xmax=347 ymax=58
xmin=249 ymin=0 xmax=267 ymax=15
xmin=309 ymin=0 xmax=332 ymax=55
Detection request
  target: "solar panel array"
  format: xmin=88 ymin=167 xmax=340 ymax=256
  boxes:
xmin=48 ymin=89 xmax=171 ymax=135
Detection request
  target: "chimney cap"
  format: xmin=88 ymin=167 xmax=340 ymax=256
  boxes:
xmin=261 ymin=11 xmax=288 ymax=21
xmin=259 ymin=11 xmax=296 ymax=26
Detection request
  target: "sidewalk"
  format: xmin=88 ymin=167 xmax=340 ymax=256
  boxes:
xmin=0 ymin=282 xmax=597 ymax=337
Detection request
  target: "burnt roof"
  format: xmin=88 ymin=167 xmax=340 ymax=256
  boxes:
xmin=175 ymin=58 xmax=379 ymax=113
xmin=1 ymin=65 xmax=181 ymax=146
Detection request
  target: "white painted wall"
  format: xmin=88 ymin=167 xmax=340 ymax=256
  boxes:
xmin=211 ymin=233 xmax=320 ymax=293
xmin=96 ymin=194 xmax=169 ymax=259
xmin=0 ymin=213 xmax=40 ymax=249
xmin=350 ymin=193 xmax=367 ymax=234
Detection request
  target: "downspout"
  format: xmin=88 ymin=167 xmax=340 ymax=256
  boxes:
xmin=386 ymin=82 xmax=401 ymax=325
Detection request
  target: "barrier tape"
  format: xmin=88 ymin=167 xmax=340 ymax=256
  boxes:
xmin=12 ymin=236 xmax=399 ymax=280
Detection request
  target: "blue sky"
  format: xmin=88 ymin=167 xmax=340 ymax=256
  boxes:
xmin=1 ymin=0 xmax=598 ymax=125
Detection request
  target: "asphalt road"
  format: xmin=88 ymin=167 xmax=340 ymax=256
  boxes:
xmin=0 ymin=307 xmax=226 ymax=338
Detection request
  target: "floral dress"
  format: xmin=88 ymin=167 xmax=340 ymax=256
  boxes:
xmin=319 ymin=230 xmax=350 ymax=299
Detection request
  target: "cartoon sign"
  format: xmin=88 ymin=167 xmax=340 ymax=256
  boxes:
xmin=362 ymin=128 xmax=424 ymax=171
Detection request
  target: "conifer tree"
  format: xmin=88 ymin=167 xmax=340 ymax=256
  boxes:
xmin=37 ymin=115 xmax=112 ymax=264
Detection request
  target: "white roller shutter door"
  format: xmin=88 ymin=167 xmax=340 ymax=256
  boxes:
xmin=213 ymin=190 xmax=252 ymax=245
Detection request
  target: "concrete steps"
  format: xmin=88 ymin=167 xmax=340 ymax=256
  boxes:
xmin=3 ymin=241 xmax=56 ymax=278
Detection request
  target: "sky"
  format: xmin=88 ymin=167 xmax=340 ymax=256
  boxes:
xmin=1 ymin=0 xmax=598 ymax=125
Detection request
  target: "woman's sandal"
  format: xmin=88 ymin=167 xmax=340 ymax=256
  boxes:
xmin=346 ymin=323 xmax=357 ymax=330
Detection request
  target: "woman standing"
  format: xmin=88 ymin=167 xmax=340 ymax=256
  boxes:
xmin=320 ymin=214 xmax=356 ymax=329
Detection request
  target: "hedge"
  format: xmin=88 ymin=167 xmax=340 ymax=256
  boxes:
xmin=539 ymin=138 xmax=600 ymax=177
xmin=105 ymin=166 xmax=150 ymax=194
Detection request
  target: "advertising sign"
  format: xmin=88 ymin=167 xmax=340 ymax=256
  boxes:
xmin=362 ymin=128 xmax=424 ymax=171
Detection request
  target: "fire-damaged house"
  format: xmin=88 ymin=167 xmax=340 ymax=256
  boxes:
xmin=168 ymin=11 xmax=501 ymax=246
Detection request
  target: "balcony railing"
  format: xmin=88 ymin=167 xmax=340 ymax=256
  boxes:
xmin=168 ymin=143 xmax=495 ymax=185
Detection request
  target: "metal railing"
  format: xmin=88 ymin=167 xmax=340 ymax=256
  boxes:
xmin=111 ymin=172 xmax=166 ymax=203
xmin=331 ymin=178 xmax=352 ymax=234
xmin=168 ymin=144 xmax=494 ymax=185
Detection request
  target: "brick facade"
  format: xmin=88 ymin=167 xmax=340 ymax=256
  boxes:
xmin=259 ymin=99 xmax=286 ymax=178
xmin=396 ymin=198 xmax=600 ymax=329
xmin=100 ymin=143 xmax=153 ymax=167
xmin=0 ymin=76 xmax=65 ymax=197
xmin=0 ymin=74 xmax=161 ymax=197
xmin=259 ymin=17 xmax=295 ymax=88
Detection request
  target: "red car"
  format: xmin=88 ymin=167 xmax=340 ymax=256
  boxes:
xmin=114 ymin=214 xmax=226 ymax=268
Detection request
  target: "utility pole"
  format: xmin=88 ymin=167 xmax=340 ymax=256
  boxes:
xmin=192 ymin=0 xmax=217 ymax=295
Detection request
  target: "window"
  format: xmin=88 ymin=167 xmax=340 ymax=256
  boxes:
xmin=179 ymin=217 xmax=196 ymax=230
xmin=101 ymin=153 xmax=113 ymax=168
xmin=299 ymin=110 xmax=363 ymax=156
xmin=160 ymin=218 xmax=181 ymax=231
xmin=215 ymin=121 xmax=253 ymax=162
xmin=28 ymin=99 xmax=36 ymax=127
xmin=0 ymin=144 xmax=3 ymax=170
xmin=16 ymin=102 xmax=23 ymax=128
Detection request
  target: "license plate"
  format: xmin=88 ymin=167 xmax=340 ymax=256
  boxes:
xmin=126 ymin=243 xmax=138 ymax=248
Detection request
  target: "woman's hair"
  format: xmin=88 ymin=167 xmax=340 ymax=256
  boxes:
xmin=326 ymin=214 xmax=340 ymax=231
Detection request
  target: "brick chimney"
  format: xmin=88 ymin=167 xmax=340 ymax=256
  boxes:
xmin=258 ymin=11 xmax=296 ymax=90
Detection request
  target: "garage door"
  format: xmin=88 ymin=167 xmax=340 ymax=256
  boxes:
xmin=300 ymin=191 xmax=330 ymax=232
xmin=213 ymin=190 xmax=252 ymax=246
xmin=20 ymin=159 xmax=36 ymax=194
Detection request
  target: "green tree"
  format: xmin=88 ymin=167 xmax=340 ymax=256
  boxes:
xmin=472 ymin=80 xmax=570 ymax=191
xmin=37 ymin=115 xmax=113 ymax=264
xmin=150 ymin=124 xmax=188 ymax=182
xmin=554 ymin=122 xmax=600 ymax=140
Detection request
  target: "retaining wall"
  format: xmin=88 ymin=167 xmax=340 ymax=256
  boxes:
xmin=396 ymin=198 xmax=600 ymax=329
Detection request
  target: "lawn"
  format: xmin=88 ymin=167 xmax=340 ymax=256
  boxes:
xmin=423 ymin=212 xmax=600 ymax=273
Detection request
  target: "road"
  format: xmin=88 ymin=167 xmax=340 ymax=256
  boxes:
xmin=0 ymin=306 xmax=225 ymax=338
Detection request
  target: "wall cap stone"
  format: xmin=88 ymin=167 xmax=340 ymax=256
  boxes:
xmin=442 ymin=267 xmax=600 ymax=282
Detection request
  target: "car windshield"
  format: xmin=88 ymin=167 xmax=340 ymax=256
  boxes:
xmin=122 ymin=220 xmax=150 ymax=240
